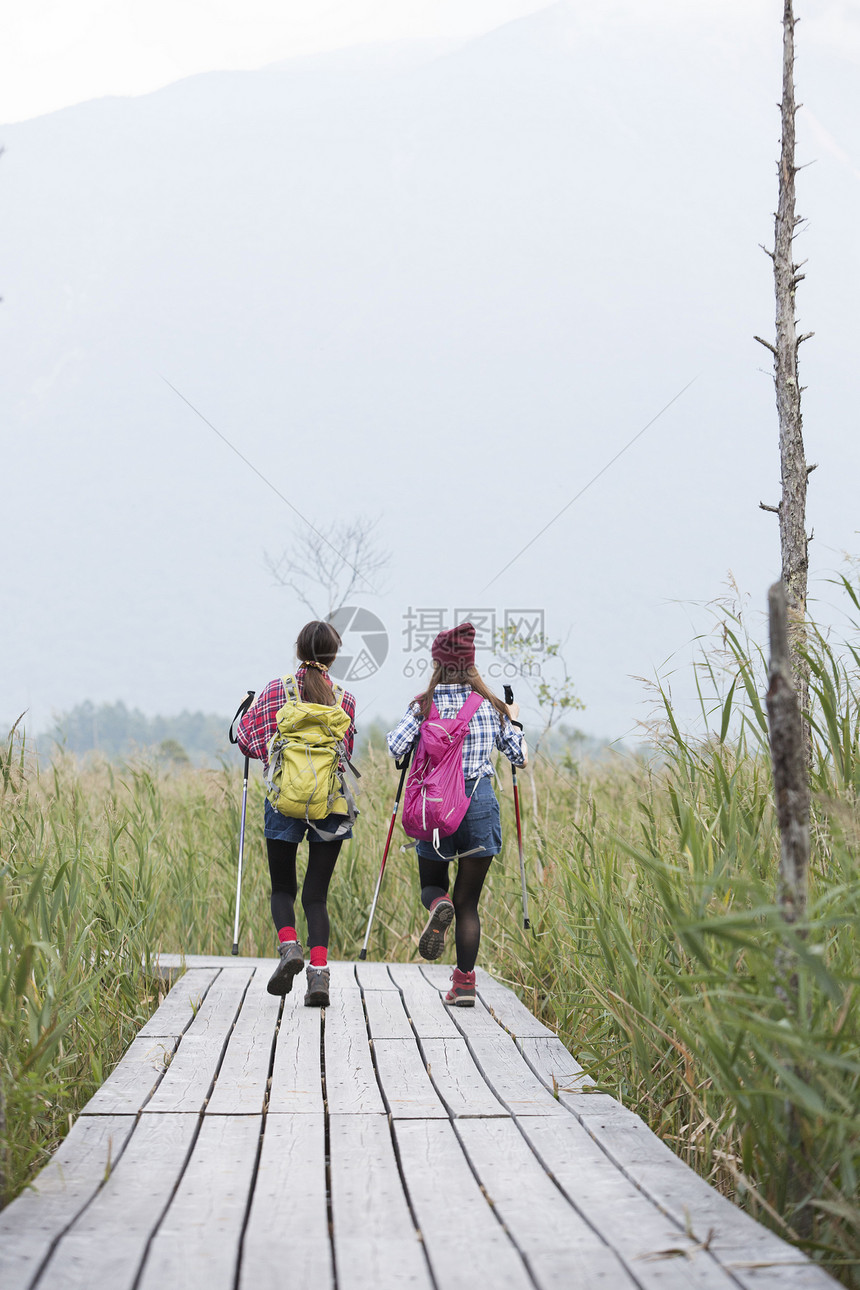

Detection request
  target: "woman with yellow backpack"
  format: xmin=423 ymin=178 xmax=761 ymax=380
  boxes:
xmin=236 ymin=620 xmax=357 ymax=1005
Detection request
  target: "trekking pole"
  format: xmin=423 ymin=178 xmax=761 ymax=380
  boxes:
xmin=504 ymin=685 xmax=530 ymax=931
xmin=228 ymin=691 xmax=256 ymax=955
xmin=359 ymin=747 xmax=413 ymax=961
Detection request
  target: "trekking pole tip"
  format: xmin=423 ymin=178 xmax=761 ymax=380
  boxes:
xmin=358 ymin=948 xmax=367 ymax=961
xmin=231 ymin=942 xmax=239 ymax=956
xmin=523 ymin=919 xmax=531 ymax=931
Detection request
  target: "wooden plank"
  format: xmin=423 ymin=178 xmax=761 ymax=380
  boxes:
xmin=146 ymin=968 xmax=253 ymax=1113
xmin=181 ymin=965 xmax=254 ymax=1037
xmin=323 ymin=990 xmax=385 ymax=1115
xmin=363 ymin=989 xmax=414 ymax=1040
xmin=355 ymin=960 xmax=399 ymax=990
xmin=267 ymin=990 xmax=324 ymax=1114
xmin=35 ymin=1113 xmax=199 ymax=1290
xmin=136 ymin=1115 xmax=262 ymax=1290
xmin=520 ymin=1117 xmax=738 ymax=1288
xmin=206 ymin=967 xmax=281 ymax=1115
xmin=388 ymin=963 xmax=460 ymax=1039
xmin=455 ymin=1118 xmax=637 ymax=1289
xmin=138 ymin=967 xmax=221 ymax=1037
xmin=79 ymin=1035 xmax=180 ymax=1115
xmin=574 ymin=1101 xmax=837 ymax=1287
xmin=421 ymin=1037 xmax=509 ymax=1119
xmin=475 ymin=970 xmax=558 ymax=1039
xmin=0 ymin=1115 xmax=137 ymax=1290
xmin=329 ymin=1113 xmax=432 ymax=1290
xmin=394 ymin=1119 xmax=533 ymax=1290
xmin=372 ymin=1040 xmax=448 ymax=1119
xmin=466 ymin=1035 xmax=569 ymax=1117
xmin=517 ymin=1035 xmax=594 ymax=1094
xmin=241 ymin=1114 xmax=333 ymax=1289
xmin=327 ymin=959 xmax=360 ymax=992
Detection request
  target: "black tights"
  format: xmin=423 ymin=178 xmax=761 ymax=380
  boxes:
xmin=266 ymin=837 xmax=342 ymax=949
xmin=418 ymin=854 xmax=494 ymax=974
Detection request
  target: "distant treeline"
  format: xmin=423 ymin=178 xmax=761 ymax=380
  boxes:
xmin=42 ymin=701 xmax=232 ymax=766
xmin=39 ymin=703 xmax=615 ymax=769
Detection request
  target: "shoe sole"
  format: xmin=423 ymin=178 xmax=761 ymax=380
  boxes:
xmin=444 ymin=994 xmax=475 ymax=1007
xmin=304 ymin=990 xmax=330 ymax=1007
xmin=267 ymin=956 xmax=304 ymax=996
xmin=418 ymin=901 xmax=455 ymax=960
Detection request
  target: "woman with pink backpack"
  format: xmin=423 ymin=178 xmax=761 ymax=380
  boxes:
xmin=386 ymin=622 xmax=527 ymax=1006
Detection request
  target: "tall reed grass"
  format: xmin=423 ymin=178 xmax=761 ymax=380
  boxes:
xmin=1 ymin=607 xmax=858 ymax=1283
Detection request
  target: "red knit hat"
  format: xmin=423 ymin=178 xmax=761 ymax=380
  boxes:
xmin=431 ymin=622 xmax=476 ymax=668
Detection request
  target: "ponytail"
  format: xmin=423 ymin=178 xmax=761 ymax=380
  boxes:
xmin=295 ymin=620 xmax=342 ymax=706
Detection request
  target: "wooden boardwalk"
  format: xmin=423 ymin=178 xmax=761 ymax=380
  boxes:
xmin=0 ymin=956 xmax=836 ymax=1290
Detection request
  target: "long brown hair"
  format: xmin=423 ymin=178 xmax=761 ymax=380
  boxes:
xmin=413 ymin=663 xmax=511 ymax=723
xmin=296 ymin=620 xmax=342 ymax=706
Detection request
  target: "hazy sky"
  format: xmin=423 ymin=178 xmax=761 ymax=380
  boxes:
xmin=6 ymin=0 xmax=860 ymax=123
xmin=2 ymin=0 xmax=859 ymax=749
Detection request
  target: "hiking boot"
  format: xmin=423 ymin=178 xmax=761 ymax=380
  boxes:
xmin=267 ymin=940 xmax=304 ymax=996
xmin=418 ymin=897 xmax=455 ymax=961
xmin=304 ymin=965 xmax=330 ymax=1007
xmin=444 ymin=968 xmax=476 ymax=1007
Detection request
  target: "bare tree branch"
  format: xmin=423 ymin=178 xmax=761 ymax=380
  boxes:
xmin=265 ymin=518 xmax=391 ymax=618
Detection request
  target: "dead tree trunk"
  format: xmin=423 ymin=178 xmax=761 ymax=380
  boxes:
xmin=766 ymin=582 xmax=810 ymax=941
xmin=766 ymin=581 xmax=812 ymax=1235
xmin=756 ymin=0 xmax=814 ymax=728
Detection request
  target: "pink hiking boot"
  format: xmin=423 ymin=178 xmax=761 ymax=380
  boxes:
xmin=444 ymin=968 xmax=476 ymax=1007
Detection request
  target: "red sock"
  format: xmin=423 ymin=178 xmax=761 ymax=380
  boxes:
xmin=310 ymin=946 xmax=327 ymax=967
xmin=278 ymin=926 xmax=298 ymax=944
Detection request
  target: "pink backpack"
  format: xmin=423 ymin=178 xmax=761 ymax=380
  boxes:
xmin=401 ymin=691 xmax=484 ymax=850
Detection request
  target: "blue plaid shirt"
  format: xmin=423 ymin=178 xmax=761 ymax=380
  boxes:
xmin=387 ymin=685 xmax=526 ymax=781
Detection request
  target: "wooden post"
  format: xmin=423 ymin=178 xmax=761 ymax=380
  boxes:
xmin=766 ymin=582 xmax=810 ymax=938
xmin=756 ymin=0 xmax=814 ymax=737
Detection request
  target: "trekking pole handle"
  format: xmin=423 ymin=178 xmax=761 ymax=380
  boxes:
xmin=229 ymin=690 xmax=256 ymax=745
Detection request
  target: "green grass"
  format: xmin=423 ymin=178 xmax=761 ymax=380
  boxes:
xmin=1 ymin=619 xmax=858 ymax=1284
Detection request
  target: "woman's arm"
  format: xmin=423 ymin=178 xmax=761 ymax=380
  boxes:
xmin=236 ymin=678 xmax=284 ymax=761
xmin=387 ymin=705 xmax=421 ymax=758
xmin=495 ymin=712 xmax=528 ymax=768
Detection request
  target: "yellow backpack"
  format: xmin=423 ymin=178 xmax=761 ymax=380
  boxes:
xmin=264 ymin=675 xmax=359 ymax=837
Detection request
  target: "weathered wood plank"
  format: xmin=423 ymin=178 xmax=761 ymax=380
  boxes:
xmin=136 ymin=1114 xmax=262 ymax=1290
xmin=0 ymin=1115 xmax=137 ymax=1290
xmin=421 ymin=1037 xmax=509 ymax=1119
xmin=180 ymin=964 xmax=254 ymax=1037
xmin=355 ymin=960 xmax=399 ymax=990
xmin=267 ymin=990 xmax=324 ymax=1114
xmin=363 ymin=989 xmax=414 ymax=1040
xmin=517 ymin=1034 xmax=594 ymax=1094
xmin=394 ymin=1119 xmax=533 ymax=1290
xmin=323 ymin=990 xmax=385 ymax=1115
xmin=206 ymin=967 xmax=280 ymax=1115
xmin=146 ymin=968 xmax=253 ymax=1113
xmin=35 ymin=1113 xmax=199 ymax=1290
xmin=241 ymin=1114 xmax=333 ymax=1289
xmin=572 ymin=1099 xmax=837 ymax=1287
xmin=520 ymin=1117 xmax=738 ymax=1288
xmin=79 ymin=1035 xmax=180 ymax=1115
xmin=388 ymin=964 xmax=460 ymax=1039
xmin=329 ymin=1113 xmax=432 ymax=1290
xmin=327 ymin=959 xmax=360 ymax=992
xmin=455 ymin=1118 xmax=637 ymax=1289
xmin=475 ymin=970 xmax=558 ymax=1039
xmin=466 ymin=1035 xmax=569 ymax=1117
xmin=138 ymin=967 xmax=220 ymax=1037
xmin=372 ymin=1040 xmax=448 ymax=1119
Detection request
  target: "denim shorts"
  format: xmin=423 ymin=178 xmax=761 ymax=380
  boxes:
xmin=264 ymin=799 xmax=354 ymax=842
xmin=415 ymin=775 xmax=502 ymax=861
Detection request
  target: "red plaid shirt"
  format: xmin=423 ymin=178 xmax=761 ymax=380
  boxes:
xmin=236 ymin=667 xmax=356 ymax=775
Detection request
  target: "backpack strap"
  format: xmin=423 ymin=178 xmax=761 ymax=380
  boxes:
xmin=283 ymin=674 xmax=301 ymax=703
xmin=456 ymin=691 xmax=484 ymax=727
